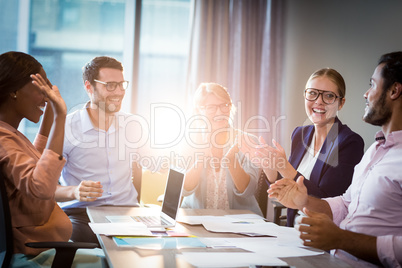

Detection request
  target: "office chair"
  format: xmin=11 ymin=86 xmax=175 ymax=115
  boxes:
xmin=0 ymin=170 xmax=98 ymax=268
xmin=254 ymin=171 xmax=287 ymax=225
xmin=254 ymin=171 xmax=269 ymax=218
xmin=0 ymin=171 xmax=12 ymax=268
xmin=272 ymin=199 xmax=287 ymax=226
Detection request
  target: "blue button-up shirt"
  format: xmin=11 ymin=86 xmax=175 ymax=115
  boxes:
xmin=59 ymin=106 xmax=145 ymax=209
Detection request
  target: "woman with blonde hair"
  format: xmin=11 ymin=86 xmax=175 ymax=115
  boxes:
xmin=181 ymin=82 xmax=262 ymax=216
xmin=249 ymin=68 xmax=364 ymax=226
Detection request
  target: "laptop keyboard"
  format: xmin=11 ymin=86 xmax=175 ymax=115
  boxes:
xmin=131 ymin=215 xmax=171 ymax=227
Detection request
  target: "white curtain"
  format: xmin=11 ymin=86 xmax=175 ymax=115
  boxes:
xmin=185 ymin=0 xmax=284 ymax=142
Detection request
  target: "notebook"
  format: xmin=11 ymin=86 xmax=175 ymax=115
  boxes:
xmin=132 ymin=168 xmax=185 ymax=228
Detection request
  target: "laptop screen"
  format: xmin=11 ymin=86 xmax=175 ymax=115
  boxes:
xmin=161 ymin=169 xmax=185 ymax=220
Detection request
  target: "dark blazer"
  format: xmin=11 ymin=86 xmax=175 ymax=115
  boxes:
xmin=285 ymin=117 xmax=364 ymax=227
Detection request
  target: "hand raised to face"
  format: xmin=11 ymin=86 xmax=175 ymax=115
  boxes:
xmin=31 ymin=73 xmax=67 ymax=116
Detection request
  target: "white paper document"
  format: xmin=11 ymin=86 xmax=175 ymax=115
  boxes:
xmin=200 ymin=237 xmax=323 ymax=257
xmin=178 ymin=237 xmax=323 ymax=267
xmin=176 ymin=215 xmax=224 ymax=225
xmin=202 ymin=221 xmax=281 ymax=237
xmin=88 ymin=222 xmax=153 ymax=236
xmin=224 ymin=214 xmax=265 ymax=220
xmin=105 ymin=215 xmax=136 ymax=223
xmin=177 ymin=214 xmax=266 ymax=225
xmin=178 ymin=252 xmax=288 ymax=267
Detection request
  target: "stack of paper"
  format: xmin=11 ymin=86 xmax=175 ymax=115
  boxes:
xmin=88 ymin=222 xmax=153 ymax=236
xmin=178 ymin=237 xmax=324 ymax=267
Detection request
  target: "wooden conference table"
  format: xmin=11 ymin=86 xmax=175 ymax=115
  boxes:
xmin=87 ymin=206 xmax=352 ymax=268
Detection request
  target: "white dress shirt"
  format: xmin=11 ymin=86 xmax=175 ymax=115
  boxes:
xmin=326 ymin=130 xmax=402 ymax=268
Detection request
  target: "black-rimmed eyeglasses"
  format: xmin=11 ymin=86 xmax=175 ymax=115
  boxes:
xmin=199 ymin=103 xmax=231 ymax=114
xmin=304 ymin=88 xmax=342 ymax=104
xmin=94 ymin=79 xmax=129 ymax=91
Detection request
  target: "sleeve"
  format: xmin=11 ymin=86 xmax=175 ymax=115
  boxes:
xmin=303 ymin=131 xmax=364 ymax=198
xmin=62 ymin=129 xmax=71 ymax=161
xmin=182 ymin=182 xmax=198 ymax=196
xmin=181 ymin=160 xmax=204 ymax=197
xmin=278 ymin=126 xmax=306 ymax=181
xmin=324 ymin=192 xmax=350 ymax=226
xmin=1 ymin=135 xmax=66 ymax=200
xmin=178 ymin=132 xmax=210 ymax=197
xmin=232 ymin=148 xmax=260 ymax=198
xmin=377 ymin=235 xmax=402 ymax=267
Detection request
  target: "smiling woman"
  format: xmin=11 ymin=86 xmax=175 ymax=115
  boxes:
xmin=180 ymin=82 xmax=263 ymax=216
xmin=250 ymin=68 xmax=365 ymax=227
xmin=304 ymin=69 xmax=345 ymax=128
xmin=0 ymin=51 xmax=71 ymax=256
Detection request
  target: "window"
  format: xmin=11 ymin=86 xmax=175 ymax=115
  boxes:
xmin=137 ymin=0 xmax=190 ymax=109
xmin=137 ymin=0 xmax=191 ymax=148
xmin=0 ymin=0 xmax=191 ymax=143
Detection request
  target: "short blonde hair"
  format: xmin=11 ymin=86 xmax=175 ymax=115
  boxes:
xmin=306 ymin=68 xmax=346 ymax=98
xmin=193 ymin=82 xmax=236 ymax=118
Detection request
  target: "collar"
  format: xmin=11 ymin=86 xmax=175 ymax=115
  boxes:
xmin=0 ymin=121 xmax=18 ymax=133
xmin=80 ymin=103 xmax=96 ymax=133
xmin=374 ymin=130 xmax=402 ymax=148
xmin=80 ymin=101 xmax=122 ymax=133
xmin=375 ymin=130 xmax=385 ymax=141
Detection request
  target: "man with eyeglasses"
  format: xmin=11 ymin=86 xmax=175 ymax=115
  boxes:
xmin=269 ymin=51 xmax=402 ymax=267
xmin=55 ymin=56 xmax=143 ymax=245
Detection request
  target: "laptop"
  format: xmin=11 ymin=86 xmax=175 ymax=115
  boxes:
xmin=132 ymin=168 xmax=185 ymax=228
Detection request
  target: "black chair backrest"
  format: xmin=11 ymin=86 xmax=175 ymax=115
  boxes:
xmin=0 ymin=168 xmax=99 ymax=268
xmin=0 ymin=169 xmax=13 ymax=268
xmin=254 ymin=171 xmax=269 ymax=218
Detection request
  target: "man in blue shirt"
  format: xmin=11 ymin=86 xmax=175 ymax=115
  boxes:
xmin=56 ymin=56 xmax=145 ymax=245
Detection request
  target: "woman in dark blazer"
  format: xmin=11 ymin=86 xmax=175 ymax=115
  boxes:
xmin=251 ymin=68 xmax=364 ymax=226
xmin=285 ymin=116 xmax=364 ymax=226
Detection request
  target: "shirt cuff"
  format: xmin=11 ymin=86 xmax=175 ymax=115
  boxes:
xmin=293 ymin=171 xmax=302 ymax=181
xmin=324 ymin=196 xmax=344 ymax=226
xmin=377 ymin=235 xmax=402 ymax=267
xmin=43 ymin=148 xmax=66 ymax=166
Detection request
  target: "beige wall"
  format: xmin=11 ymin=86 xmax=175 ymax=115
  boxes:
xmin=280 ymin=0 xmax=402 ymax=152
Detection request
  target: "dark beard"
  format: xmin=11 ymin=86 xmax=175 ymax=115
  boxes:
xmin=363 ymin=89 xmax=392 ymax=126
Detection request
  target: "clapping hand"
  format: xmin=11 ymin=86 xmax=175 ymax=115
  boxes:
xmin=268 ymin=176 xmax=308 ymax=210
xmin=240 ymin=136 xmax=288 ymax=172
xmin=256 ymin=137 xmax=288 ymax=172
xmin=235 ymin=133 xmax=259 ymax=155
